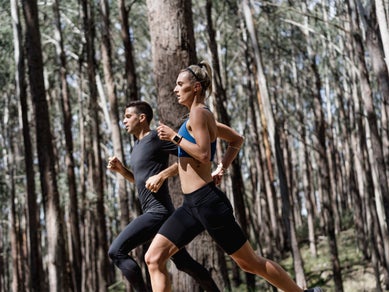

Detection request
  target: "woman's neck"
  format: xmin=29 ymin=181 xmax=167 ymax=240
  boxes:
xmin=190 ymin=99 xmax=205 ymax=111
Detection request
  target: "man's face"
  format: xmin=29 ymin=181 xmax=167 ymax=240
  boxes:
xmin=123 ymin=107 xmax=141 ymax=135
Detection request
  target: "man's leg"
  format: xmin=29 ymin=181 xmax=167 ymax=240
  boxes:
xmin=171 ymin=248 xmax=220 ymax=291
xmin=108 ymin=212 xmax=166 ymax=291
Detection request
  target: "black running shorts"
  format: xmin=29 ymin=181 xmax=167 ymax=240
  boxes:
xmin=158 ymin=182 xmax=247 ymax=255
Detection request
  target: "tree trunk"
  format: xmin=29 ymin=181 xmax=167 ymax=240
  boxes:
xmin=350 ymin=0 xmax=389 ymax=285
xmin=118 ymin=0 xmax=138 ymax=102
xmin=9 ymin=152 xmax=20 ymax=292
xmin=363 ymin=1 xmax=389 ymax=238
xmin=146 ymin=0 xmax=222 ymax=290
xmin=100 ymin=0 xmax=128 ymax=232
xmin=310 ymin=57 xmax=343 ymax=291
xmin=374 ymin=0 xmax=389 ymax=75
xmin=11 ymin=0 xmax=44 ymax=290
xmin=205 ymin=0 xmax=254 ymax=289
xmin=295 ymin=90 xmax=317 ymax=256
xmin=52 ymin=0 xmax=82 ymax=290
xmin=21 ymin=0 xmax=69 ymax=290
xmin=242 ymin=0 xmax=306 ymax=286
xmin=80 ymin=0 xmax=109 ymax=290
xmin=0 ymin=225 xmax=4 ymax=291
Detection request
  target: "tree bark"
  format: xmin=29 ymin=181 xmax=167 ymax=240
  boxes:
xmin=206 ymin=0 xmax=254 ymax=289
xmin=11 ymin=0 xmax=43 ymax=290
xmin=100 ymin=0 xmax=129 ymax=231
xmin=80 ymin=0 xmax=109 ymax=289
xmin=242 ymin=0 xmax=306 ymax=286
xmin=146 ymin=0 xmax=221 ymax=290
xmin=118 ymin=0 xmax=138 ymax=102
xmin=310 ymin=56 xmax=343 ymax=291
xmin=0 ymin=225 xmax=4 ymax=291
xmin=374 ymin=0 xmax=389 ymax=76
xmin=21 ymin=0 xmax=69 ymax=290
xmin=52 ymin=0 xmax=82 ymax=290
xmin=349 ymin=0 xmax=389 ymax=285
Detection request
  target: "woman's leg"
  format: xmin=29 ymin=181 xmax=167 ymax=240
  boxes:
xmin=144 ymin=234 xmax=179 ymax=292
xmin=193 ymin=185 xmax=303 ymax=291
xmin=230 ymin=241 xmax=303 ymax=292
xmin=145 ymin=205 xmax=204 ymax=292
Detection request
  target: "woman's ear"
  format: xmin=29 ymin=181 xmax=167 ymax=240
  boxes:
xmin=194 ymin=82 xmax=201 ymax=92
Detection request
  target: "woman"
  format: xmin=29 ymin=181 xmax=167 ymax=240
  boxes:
xmin=145 ymin=61 xmax=322 ymax=292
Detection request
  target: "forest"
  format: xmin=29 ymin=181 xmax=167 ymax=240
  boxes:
xmin=0 ymin=0 xmax=388 ymax=291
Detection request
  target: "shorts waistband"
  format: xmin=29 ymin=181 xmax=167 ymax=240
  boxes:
xmin=183 ymin=181 xmax=215 ymax=196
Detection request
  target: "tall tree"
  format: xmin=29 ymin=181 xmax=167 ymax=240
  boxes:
xmin=100 ymin=0 xmax=128 ymax=232
xmin=310 ymin=56 xmax=343 ymax=291
xmin=349 ymin=0 xmax=389 ymax=286
xmin=52 ymin=0 xmax=82 ymax=290
xmin=241 ymin=0 xmax=307 ymax=287
xmin=80 ymin=0 xmax=110 ymax=290
xmin=21 ymin=0 xmax=69 ymax=290
xmin=205 ymin=0 xmax=254 ymax=289
xmin=374 ymin=0 xmax=389 ymax=76
xmin=146 ymin=0 xmax=223 ymax=290
xmin=118 ymin=0 xmax=138 ymax=102
xmin=11 ymin=0 xmax=44 ymax=290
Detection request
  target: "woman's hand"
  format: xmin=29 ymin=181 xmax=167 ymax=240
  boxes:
xmin=211 ymin=163 xmax=225 ymax=185
xmin=157 ymin=122 xmax=176 ymax=141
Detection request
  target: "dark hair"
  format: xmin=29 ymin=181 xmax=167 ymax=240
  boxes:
xmin=126 ymin=101 xmax=153 ymax=124
xmin=183 ymin=60 xmax=213 ymax=97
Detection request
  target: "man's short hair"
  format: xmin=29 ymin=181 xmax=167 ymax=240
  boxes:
xmin=126 ymin=101 xmax=153 ymax=124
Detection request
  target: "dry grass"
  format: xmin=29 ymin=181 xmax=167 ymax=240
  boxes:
xmin=281 ymin=228 xmax=385 ymax=292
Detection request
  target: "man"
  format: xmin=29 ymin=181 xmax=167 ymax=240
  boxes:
xmin=107 ymin=100 xmax=219 ymax=291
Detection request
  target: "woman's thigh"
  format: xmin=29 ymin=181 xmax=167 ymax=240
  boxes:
xmin=157 ymin=206 xmax=204 ymax=249
xmin=194 ymin=188 xmax=247 ymax=255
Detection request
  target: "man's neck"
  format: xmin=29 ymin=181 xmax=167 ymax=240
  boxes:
xmin=137 ymin=127 xmax=151 ymax=140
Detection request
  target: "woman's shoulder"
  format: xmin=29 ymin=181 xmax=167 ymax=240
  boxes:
xmin=190 ymin=105 xmax=214 ymax=120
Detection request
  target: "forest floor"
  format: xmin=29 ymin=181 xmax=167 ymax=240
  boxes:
xmin=279 ymin=228 xmax=385 ymax=292
xmin=108 ymin=228 xmax=386 ymax=291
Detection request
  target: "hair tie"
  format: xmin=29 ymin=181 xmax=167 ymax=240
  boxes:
xmin=197 ymin=63 xmax=204 ymax=68
xmin=186 ymin=67 xmax=200 ymax=81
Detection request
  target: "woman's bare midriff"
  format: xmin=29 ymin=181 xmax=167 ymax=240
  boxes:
xmin=178 ymin=157 xmax=213 ymax=194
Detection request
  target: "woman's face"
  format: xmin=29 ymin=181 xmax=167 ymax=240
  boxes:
xmin=174 ymin=71 xmax=195 ymax=106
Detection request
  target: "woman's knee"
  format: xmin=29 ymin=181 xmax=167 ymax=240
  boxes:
xmin=231 ymin=243 xmax=264 ymax=274
xmin=145 ymin=235 xmax=175 ymax=270
xmin=236 ymin=259 xmax=257 ymax=274
xmin=144 ymin=248 xmax=163 ymax=271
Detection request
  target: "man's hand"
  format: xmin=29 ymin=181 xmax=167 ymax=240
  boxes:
xmin=145 ymin=174 xmax=164 ymax=193
xmin=107 ymin=156 xmax=123 ymax=173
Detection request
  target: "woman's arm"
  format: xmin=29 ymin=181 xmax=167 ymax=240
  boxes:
xmin=211 ymin=122 xmax=244 ymax=184
xmin=215 ymin=122 xmax=244 ymax=169
xmin=157 ymin=108 xmax=212 ymax=163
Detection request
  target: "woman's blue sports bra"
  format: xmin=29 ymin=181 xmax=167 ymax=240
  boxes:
xmin=178 ymin=119 xmax=217 ymax=161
